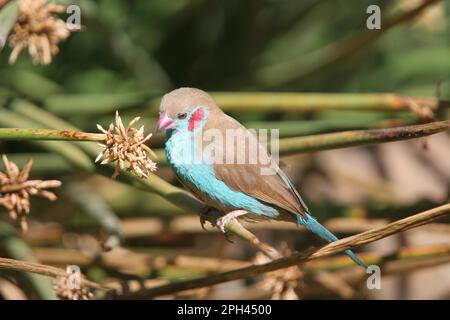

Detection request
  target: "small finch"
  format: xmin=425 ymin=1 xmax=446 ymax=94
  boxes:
xmin=157 ymin=88 xmax=366 ymax=268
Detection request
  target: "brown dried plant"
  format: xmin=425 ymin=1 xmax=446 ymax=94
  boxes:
xmin=8 ymin=0 xmax=72 ymax=64
xmin=0 ymin=155 xmax=61 ymax=231
xmin=96 ymin=111 xmax=157 ymax=179
xmin=254 ymin=243 xmax=304 ymax=300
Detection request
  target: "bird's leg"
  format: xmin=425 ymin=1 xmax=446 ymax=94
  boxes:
xmin=199 ymin=205 xmax=215 ymax=231
xmin=215 ymin=210 xmax=248 ymax=234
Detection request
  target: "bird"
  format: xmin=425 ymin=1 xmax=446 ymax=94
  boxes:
xmin=157 ymin=87 xmax=366 ymax=268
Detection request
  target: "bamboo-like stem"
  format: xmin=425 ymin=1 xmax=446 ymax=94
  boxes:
xmin=119 ymin=203 xmax=450 ymax=299
xmin=0 ymin=121 xmax=448 ymax=158
xmin=0 ymin=109 xmax=95 ymax=172
xmin=0 ymin=257 xmax=109 ymax=290
xmin=0 ymin=128 xmax=105 ymax=141
xmin=0 ymin=0 xmax=19 ymax=50
xmin=170 ymin=244 xmax=450 ymax=273
xmin=29 ymin=244 xmax=450 ymax=285
xmin=278 ymin=120 xmax=450 ymax=155
xmin=41 ymin=92 xmax=446 ymax=115
xmin=125 ymin=119 xmax=450 ymax=163
xmin=210 ymin=93 xmax=442 ymax=113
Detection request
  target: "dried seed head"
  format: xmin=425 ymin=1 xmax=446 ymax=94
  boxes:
xmin=96 ymin=111 xmax=157 ymax=179
xmin=0 ymin=155 xmax=62 ymax=231
xmin=8 ymin=0 xmax=73 ymax=65
xmin=53 ymin=274 xmax=94 ymax=300
xmin=254 ymin=243 xmax=303 ymax=300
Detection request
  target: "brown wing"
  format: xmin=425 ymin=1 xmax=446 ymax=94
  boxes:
xmin=204 ymin=113 xmax=308 ymax=218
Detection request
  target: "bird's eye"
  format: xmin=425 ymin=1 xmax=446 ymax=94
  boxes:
xmin=177 ymin=113 xmax=187 ymax=119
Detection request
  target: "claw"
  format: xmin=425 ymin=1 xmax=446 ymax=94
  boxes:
xmin=199 ymin=205 xmax=214 ymax=231
xmin=215 ymin=210 xmax=248 ymax=236
xmin=200 ymin=214 xmax=208 ymax=231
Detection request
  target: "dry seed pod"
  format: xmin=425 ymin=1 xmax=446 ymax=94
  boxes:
xmin=96 ymin=111 xmax=157 ymax=178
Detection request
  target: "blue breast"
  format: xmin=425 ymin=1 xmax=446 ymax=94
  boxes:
xmin=165 ymin=130 xmax=280 ymax=218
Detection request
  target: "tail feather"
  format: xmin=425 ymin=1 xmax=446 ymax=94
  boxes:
xmin=295 ymin=213 xmax=367 ymax=269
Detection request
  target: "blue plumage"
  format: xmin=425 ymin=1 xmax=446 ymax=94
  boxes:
xmin=159 ymin=87 xmax=367 ymax=269
xmin=165 ymin=123 xmax=280 ymax=218
xmin=295 ymin=213 xmax=367 ymax=268
xmin=166 ymin=126 xmax=366 ymax=268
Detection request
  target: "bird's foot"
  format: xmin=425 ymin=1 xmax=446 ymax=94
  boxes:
xmin=199 ymin=205 xmax=215 ymax=231
xmin=215 ymin=210 xmax=247 ymax=234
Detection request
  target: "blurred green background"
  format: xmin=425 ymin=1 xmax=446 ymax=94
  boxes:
xmin=0 ymin=0 xmax=449 ymax=300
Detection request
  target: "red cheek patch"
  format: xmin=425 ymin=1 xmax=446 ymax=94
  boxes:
xmin=188 ymin=108 xmax=205 ymax=131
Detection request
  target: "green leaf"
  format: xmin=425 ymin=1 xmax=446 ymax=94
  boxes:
xmin=0 ymin=0 xmax=19 ymax=51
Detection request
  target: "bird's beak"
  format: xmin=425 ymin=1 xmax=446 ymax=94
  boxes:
xmin=157 ymin=112 xmax=175 ymax=132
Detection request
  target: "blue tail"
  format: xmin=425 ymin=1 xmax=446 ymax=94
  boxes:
xmin=294 ymin=213 xmax=367 ymax=269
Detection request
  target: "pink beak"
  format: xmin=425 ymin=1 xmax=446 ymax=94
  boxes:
xmin=157 ymin=112 xmax=175 ymax=132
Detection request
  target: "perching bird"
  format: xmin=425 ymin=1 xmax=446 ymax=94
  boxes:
xmin=157 ymin=87 xmax=366 ymax=268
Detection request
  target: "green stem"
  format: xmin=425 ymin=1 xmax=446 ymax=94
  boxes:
xmin=0 ymin=127 xmax=105 ymax=141
xmin=1 ymin=113 xmax=448 ymax=162
xmin=278 ymin=120 xmax=450 ymax=155
xmin=112 ymin=120 xmax=450 ymax=163
xmin=0 ymin=0 xmax=19 ymax=51
xmin=41 ymin=92 xmax=443 ymax=115
xmin=209 ymin=92 xmax=439 ymax=113
xmin=0 ymin=109 xmax=94 ymax=171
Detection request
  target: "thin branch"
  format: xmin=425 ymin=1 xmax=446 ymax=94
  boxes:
xmin=3 ymin=120 xmax=447 ymax=160
xmin=119 ymin=203 xmax=450 ymax=299
xmin=0 ymin=128 xmax=105 ymax=141
xmin=278 ymin=120 xmax=450 ymax=155
xmin=0 ymin=257 xmax=109 ymax=290
xmin=136 ymin=120 xmax=450 ymax=164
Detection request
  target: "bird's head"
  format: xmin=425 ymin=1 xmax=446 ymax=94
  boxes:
xmin=157 ymin=88 xmax=220 ymax=134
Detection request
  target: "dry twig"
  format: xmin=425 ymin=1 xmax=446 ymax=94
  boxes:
xmin=0 ymin=256 xmax=108 ymax=292
xmin=119 ymin=203 xmax=450 ymax=299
